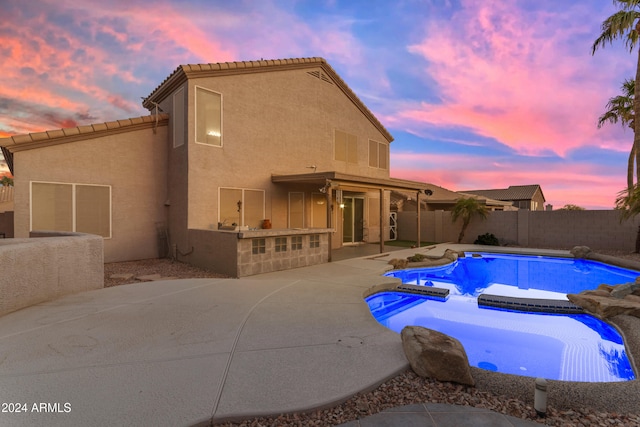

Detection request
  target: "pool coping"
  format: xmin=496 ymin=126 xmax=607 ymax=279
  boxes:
xmin=362 ymin=243 xmax=640 ymax=414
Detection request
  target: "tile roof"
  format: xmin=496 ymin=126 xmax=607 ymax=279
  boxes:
xmin=0 ymin=114 xmax=169 ymax=154
xmin=390 ymin=183 xmax=514 ymax=207
xmin=142 ymin=57 xmax=393 ymax=142
xmin=463 ymin=185 xmax=544 ymax=202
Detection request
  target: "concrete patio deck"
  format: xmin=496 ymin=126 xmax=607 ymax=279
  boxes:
xmin=0 ymin=244 xmax=561 ymax=426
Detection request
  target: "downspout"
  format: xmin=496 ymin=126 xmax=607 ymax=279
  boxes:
xmin=416 ymin=190 xmax=421 ymax=248
xmin=379 ymin=188 xmax=384 ymax=254
xmin=326 ymin=180 xmax=332 ymax=262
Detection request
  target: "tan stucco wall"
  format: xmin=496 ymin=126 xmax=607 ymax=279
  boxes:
xmin=0 ymin=232 xmax=103 ymax=317
xmin=187 ymin=228 xmax=239 ymax=277
xmin=178 ymin=67 xmax=392 ymax=235
xmin=159 ymin=84 xmax=191 ymax=257
xmin=397 ymin=210 xmax=640 ymax=251
xmin=12 ymin=125 xmax=168 ymax=262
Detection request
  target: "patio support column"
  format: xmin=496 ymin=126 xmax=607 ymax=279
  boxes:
xmin=379 ymin=188 xmax=384 ymax=254
xmin=416 ymin=190 xmax=421 ymax=248
xmin=326 ymin=184 xmax=332 ymax=262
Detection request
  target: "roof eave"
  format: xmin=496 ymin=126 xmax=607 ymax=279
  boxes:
xmin=0 ymin=114 xmax=169 ymax=153
xmin=142 ymin=58 xmax=394 ymax=142
xmin=272 ymin=171 xmax=427 ymax=192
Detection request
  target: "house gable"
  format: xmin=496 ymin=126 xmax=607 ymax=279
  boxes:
xmin=142 ymin=57 xmax=393 ymax=143
xmin=463 ymin=185 xmax=545 ymax=210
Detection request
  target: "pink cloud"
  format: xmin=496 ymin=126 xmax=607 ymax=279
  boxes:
xmin=394 ymin=0 xmax=633 ymax=157
xmin=0 ymin=0 xmax=371 ymax=137
xmin=390 ymin=151 xmax=622 ymax=210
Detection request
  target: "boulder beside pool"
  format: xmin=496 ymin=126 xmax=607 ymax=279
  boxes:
xmin=401 ymin=326 xmax=475 ymax=386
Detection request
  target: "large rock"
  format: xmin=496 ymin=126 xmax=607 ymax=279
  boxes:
xmin=401 ymin=326 xmax=475 ymax=386
xmin=570 ymin=245 xmax=592 ymax=259
xmin=567 ymin=293 xmax=640 ymax=318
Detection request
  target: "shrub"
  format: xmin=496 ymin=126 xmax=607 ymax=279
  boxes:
xmin=407 ymin=253 xmax=427 ymax=262
xmin=474 ymin=233 xmax=500 ymax=246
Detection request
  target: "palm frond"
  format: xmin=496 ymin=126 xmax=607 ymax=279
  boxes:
xmin=597 ymin=78 xmax=635 ymax=129
xmin=592 ymin=10 xmax=640 ymax=53
xmin=617 ymin=0 xmax=640 ymax=11
xmin=615 ymin=184 xmax=640 ymax=221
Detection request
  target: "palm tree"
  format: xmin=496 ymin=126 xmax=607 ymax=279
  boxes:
xmin=592 ymin=0 xmax=640 ymax=191
xmin=597 ymin=78 xmax=636 ymax=189
xmin=615 ymin=184 xmax=640 ymax=252
xmin=451 ymin=197 xmax=489 ymax=244
xmin=0 ymin=176 xmax=12 ymax=186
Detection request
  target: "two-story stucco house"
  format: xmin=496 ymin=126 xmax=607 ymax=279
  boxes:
xmin=0 ymin=57 xmax=428 ymax=276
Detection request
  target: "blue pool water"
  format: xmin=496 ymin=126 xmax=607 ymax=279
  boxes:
xmin=367 ymin=252 xmax=639 ymax=382
xmin=384 ymin=253 xmax=639 ymax=300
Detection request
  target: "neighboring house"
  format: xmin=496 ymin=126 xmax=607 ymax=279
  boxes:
xmin=462 ymin=185 xmax=546 ymax=211
xmin=0 ymin=57 xmax=429 ymax=276
xmin=391 ymin=184 xmax=516 ymax=213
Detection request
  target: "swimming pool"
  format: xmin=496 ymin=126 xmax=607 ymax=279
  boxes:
xmin=366 ymin=252 xmax=639 ymax=382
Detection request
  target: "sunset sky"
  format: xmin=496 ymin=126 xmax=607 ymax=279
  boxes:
xmin=0 ymin=0 xmax=635 ymax=209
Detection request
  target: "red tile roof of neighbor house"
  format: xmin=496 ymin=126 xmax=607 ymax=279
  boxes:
xmin=463 ymin=185 xmax=545 ymax=202
xmin=142 ymin=57 xmax=394 ymax=143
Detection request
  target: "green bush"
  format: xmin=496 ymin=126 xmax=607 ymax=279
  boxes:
xmin=407 ymin=253 xmax=426 ymax=262
xmin=474 ymin=233 xmax=500 ymax=246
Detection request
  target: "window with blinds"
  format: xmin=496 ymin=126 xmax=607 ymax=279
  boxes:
xmin=219 ymin=187 xmax=265 ymax=229
xmin=369 ymin=139 xmax=389 ymax=170
xmin=31 ymin=182 xmax=111 ymax=238
xmin=335 ymin=129 xmax=357 ymax=163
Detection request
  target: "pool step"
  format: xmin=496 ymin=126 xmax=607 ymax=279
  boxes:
xmin=477 ymin=293 xmax=585 ymax=314
xmin=396 ymin=284 xmax=450 ymax=299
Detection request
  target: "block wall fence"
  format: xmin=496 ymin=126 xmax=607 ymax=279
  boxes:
xmin=0 ymin=232 xmax=103 ymax=317
xmin=397 ymin=210 xmax=640 ymax=251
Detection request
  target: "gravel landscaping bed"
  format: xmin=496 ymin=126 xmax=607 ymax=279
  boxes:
xmin=105 ymin=250 xmax=640 ymax=427
xmin=104 ymin=258 xmax=229 ymax=287
xmin=213 ymin=369 xmax=640 ymax=426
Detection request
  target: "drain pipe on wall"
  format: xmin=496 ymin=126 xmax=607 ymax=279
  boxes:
xmin=379 ymin=188 xmax=384 ymax=254
xmin=172 ymin=243 xmax=194 ymax=261
xmin=416 ymin=190 xmax=421 ymax=248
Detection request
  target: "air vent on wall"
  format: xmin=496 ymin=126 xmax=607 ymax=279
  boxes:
xmin=307 ymin=70 xmax=334 ymax=85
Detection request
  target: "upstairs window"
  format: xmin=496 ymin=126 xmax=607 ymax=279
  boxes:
xmin=196 ymin=86 xmax=222 ymax=146
xmin=369 ymin=139 xmax=388 ymax=170
xmin=335 ymin=130 xmax=357 ymax=163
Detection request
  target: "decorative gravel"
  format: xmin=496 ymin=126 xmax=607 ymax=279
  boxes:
xmin=104 ymin=258 xmax=229 ymax=287
xmin=104 ymin=250 xmax=640 ymax=427
xmin=213 ymin=369 xmax=640 ymax=426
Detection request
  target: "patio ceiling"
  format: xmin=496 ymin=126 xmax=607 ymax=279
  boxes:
xmin=271 ymin=171 xmax=429 ymax=193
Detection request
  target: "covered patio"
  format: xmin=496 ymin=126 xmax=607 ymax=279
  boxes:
xmin=272 ymin=171 xmax=431 ymax=261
